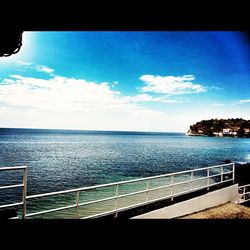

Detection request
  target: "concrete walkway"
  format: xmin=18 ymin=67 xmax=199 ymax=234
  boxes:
xmin=132 ymin=184 xmax=240 ymax=219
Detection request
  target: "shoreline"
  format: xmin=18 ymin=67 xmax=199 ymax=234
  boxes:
xmin=186 ymin=132 xmax=250 ymax=138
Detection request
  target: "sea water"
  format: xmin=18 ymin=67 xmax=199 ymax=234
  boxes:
xmin=0 ymin=128 xmax=249 ymax=218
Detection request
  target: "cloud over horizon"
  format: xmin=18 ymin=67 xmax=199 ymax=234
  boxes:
xmin=1 ymin=70 xmax=182 ymax=131
xmin=1 ymin=62 xmax=245 ymax=132
xmin=239 ymin=99 xmax=250 ymax=104
xmin=139 ymin=74 xmax=207 ymax=95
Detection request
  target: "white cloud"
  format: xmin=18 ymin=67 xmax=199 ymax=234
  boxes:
xmin=15 ymin=61 xmax=55 ymax=75
xmin=16 ymin=60 xmax=32 ymax=66
xmin=111 ymin=81 xmax=118 ymax=88
xmin=9 ymin=74 xmax=24 ymax=80
xmin=0 ymin=69 xmax=214 ymax=132
xmin=35 ymin=65 xmax=55 ymax=74
xmin=1 ymin=74 xmax=181 ymax=131
xmin=139 ymin=74 xmax=207 ymax=95
xmin=239 ymin=99 xmax=250 ymax=104
xmin=230 ymin=99 xmax=250 ymax=106
xmin=123 ymin=94 xmax=182 ymax=104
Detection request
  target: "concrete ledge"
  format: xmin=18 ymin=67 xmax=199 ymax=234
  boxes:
xmin=132 ymin=184 xmax=240 ymax=219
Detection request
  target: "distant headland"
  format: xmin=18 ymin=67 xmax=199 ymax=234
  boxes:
xmin=187 ymin=118 xmax=250 ymax=137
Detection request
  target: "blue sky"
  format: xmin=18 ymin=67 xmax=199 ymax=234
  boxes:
xmin=0 ymin=31 xmax=249 ymax=132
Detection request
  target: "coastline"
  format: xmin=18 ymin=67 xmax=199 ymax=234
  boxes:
xmin=186 ymin=131 xmax=250 ymax=138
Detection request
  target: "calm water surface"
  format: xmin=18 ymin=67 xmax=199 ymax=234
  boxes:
xmin=0 ymin=128 xmax=249 ymax=194
xmin=0 ymin=128 xmax=249 ymax=218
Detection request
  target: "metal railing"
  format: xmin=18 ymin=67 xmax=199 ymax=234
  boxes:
xmin=238 ymin=184 xmax=250 ymax=203
xmin=0 ymin=163 xmax=235 ymax=219
xmin=0 ymin=166 xmax=27 ymax=219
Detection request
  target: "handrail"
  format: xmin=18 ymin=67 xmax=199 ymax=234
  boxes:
xmin=238 ymin=184 xmax=250 ymax=203
xmin=0 ymin=163 xmax=235 ymax=219
xmin=26 ymin=163 xmax=233 ymax=199
xmin=0 ymin=166 xmax=27 ymax=171
xmin=0 ymin=166 xmax=27 ymax=219
xmin=26 ymin=163 xmax=234 ymax=218
xmin=0 ymin=184 xmax=24 ymax=190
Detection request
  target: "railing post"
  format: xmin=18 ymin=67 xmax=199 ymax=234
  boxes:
xmin=171 ymin=175 xmax=174 ymax=201
xmin=146 ymin=180 xmax=149 ymax=203
xmin=22 ymin=167 xmax=28 ymax=219
xmin=114 ymin=184 xmax=119 ymax=217
xmin=75 ymin=191 xmax=80 ymax=219
xmin=221 ymin=166 xmax=223 ymax=183
xmin=190 ymin=172 xmax=193 ymax=190
xmin=232 ymin=163 xmax=235 ymax=183
xmin=207 ymin=169 xmax=210 ymax=191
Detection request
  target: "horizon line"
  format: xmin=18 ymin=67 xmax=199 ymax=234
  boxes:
xmin=0 ymin=127 xmax=186 ymax=134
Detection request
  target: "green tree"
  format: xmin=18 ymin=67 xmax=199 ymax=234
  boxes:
xmin=237 ymin=127 xmax=245 ymax=137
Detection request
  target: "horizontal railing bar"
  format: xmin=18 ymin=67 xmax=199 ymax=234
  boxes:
xmin=148 ymin=181 xmax=189 ymax=193
xmin=27 ymin=184 xmax=118 ymax=199
xmin=0 ymin=184 xmax=24 ymax=190
xmin=170 ymin=163 xmax=234 ymax=176
xmin=117 ymin=189 xmax=147 ymax=199
xmin=26 ymin=204 xmax=77 ymax=217
xmin=192 ymin=176 xmax=209 ymax=182
xmin=148 ymin=178 xmax=205 ymax=192
xmin=209 ymin=178 xmax=233 ymax=186
xmin=238 ymin=200 xmax=250 ymax=204
xmin=124 ymin=163 xmax=235 ymax=183
xmin=211 ymin=171 xmax=234 ymax=176
xmin=9 ymin=216 xmax=19 ymax=219
xmin=82 ymin=209 xmax=117 ymax=219
xmin=78 ymin=196 xmax=116 ymax=207
xmin=0 ymin=202 xmax=23 ymax=209
xmin=116 ymin=201 xmax=149 ymax=213
xmin=240 ymin=191 xmax=250 ymax=196
xmin=0 ymin=166 xmax=27 ymax=171
xmin=239 ymin=184 xmax=250 ymax=189
xmin=148 ymin=183 xmax=172 ymax=191
xmin=209 ymin=173 xmax=224 ymax=178
xmin=147 ymin=185 xmax=171 ymax=193
xmin=171 ymin=179 xmax=194 ymax=187
xmin=27 ymin=190 xmax=80 ymax=199
xmin=222 ymin=170 xmax=234 ymax=173
xmin=174 ymin=163 xmax=234 ymax=174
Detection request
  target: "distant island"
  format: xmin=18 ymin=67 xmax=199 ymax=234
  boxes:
xmin=187 ymin=118 xmax=250 ymax=137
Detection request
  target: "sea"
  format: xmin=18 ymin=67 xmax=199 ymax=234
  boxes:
xmin=0 ymin=128 xmax=249 ymax=218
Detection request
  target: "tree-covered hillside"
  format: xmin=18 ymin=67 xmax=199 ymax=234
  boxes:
xmin=187 ymin=118 xmax=250 ymax=137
